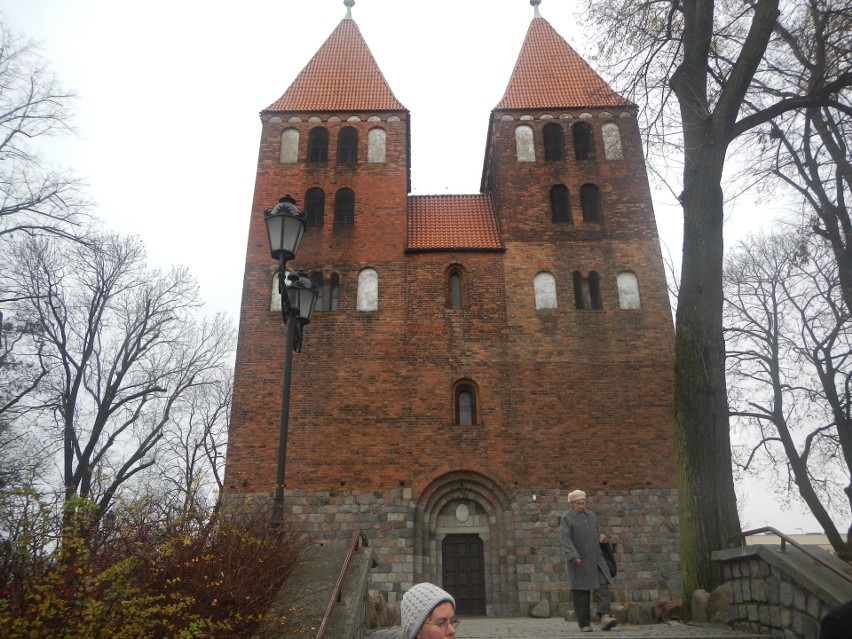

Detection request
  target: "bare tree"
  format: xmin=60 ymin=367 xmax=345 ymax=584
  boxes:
xmin=4 ymin=233 xmax=235 ymax=524
xmin=0 ymin=21 xmax=90 ymax=240
xmin=580 ymin=0 xmax=852 ymax=602
xmin=724 ymin=229 xmax=851 ymax=557
xmin=154 ymin=371 xmax=232 ymax=518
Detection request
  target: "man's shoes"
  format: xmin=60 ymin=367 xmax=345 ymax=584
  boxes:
xmin=580 ymin=625 xmax=593 ymax=632
xmin=600 ymin=614 xmax=617 ymax=631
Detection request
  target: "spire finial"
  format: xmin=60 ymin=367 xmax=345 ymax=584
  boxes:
xmin=531 ymin=0 xmax=542 ymax=19
xmin=344 ymin=0 xmax=355 ymax=19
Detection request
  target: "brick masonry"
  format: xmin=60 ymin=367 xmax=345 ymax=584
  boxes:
xmin=224 ymin=17 xmax=679 ymax=616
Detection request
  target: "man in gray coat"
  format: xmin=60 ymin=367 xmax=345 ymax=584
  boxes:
xmin=560 ymin=490 xmax=617 ymax=632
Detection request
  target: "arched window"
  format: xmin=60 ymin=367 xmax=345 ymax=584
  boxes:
xmin=446 ymin=266 xmax=466 ymax=309
xmin=337 ymin=126 xmax=358 ymax=164
xmin=543 ymin=123 xmax=564 ymax=161
xmin=454 ymin=381 xmax=477 ymax=425
xmin=573 ymin=270 xmax=603 ymax=310
xmin=550 ymin=185 xmax=571 ymax=223
xmin=307 ymin=127 xmax=329 ymax=164
xmin=602 ymin=123 xmax=624 ymax=160
xmin=329 ymin=273 xmax=340 ymax=311
xmin=515 ymin=125 xmax=535 ymax=162
xmin=279 ymin=128 xmax=299 ymax=163
xmin=334 ymin=188 xmax=355 ymax=226
xmin=367 ymin=128 xmax=386 ymax=163
xmin=617 ymin=271 xmax=641 ymax=309
xmin=534 ymin=272 xmax=557 ymax=310
xmin=580 ymin=184 xmax=602 ymax=223
xmin=573 ymin=122 xmax=595 ymax=160
xmin=356 ymin=268 xmax=378 ymax=311
xmin=311 ymin=272 xmax=325 ymax=311
xmin=305 ymin=188 xmax=325 ymax=227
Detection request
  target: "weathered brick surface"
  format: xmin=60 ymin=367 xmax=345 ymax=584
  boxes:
xmin=224 ymin=100 xmax=677 ymax=612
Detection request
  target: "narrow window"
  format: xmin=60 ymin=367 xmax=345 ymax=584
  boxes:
xmin=307 ymin=127 xmax=329 ymax=164
xmin=367 ymin=128 xmax=386 ymax=163
xmin=305 ymin=188 xmax=325 ymax=227
xmin=543 ymin=123 xmax=564 ymax=161
xmin=329 ymin=273 xmax=340 ymax=311
xmin=573 ymin=271 xmax=603 ymax=310
xmin=356 ymin=268 xmax=378 ymax=311
xmin=455 ymin=382 xmax=477 ymax=425
xmin=446 ymin=266 xmax=466 ymax=309
xmin=515 ymin=125 xmax=535 ymax=162
xmin=550 ymin=185 xmax=571 ymax=223
xmin=534 ymin=272 xmax=557 ymax=310
xmin=338 ymin=126 xmax=358 ymax=164
xmin=580 ymin=184 xmax=602 ymax=223
xmin=602 ymin=123 xmax=624 ymax=160
xmin=311 ymin=272 xmax=324 ymax=312
xmin=335 ymin=188 xmax=355 ymax=226
xmin=279 ymin=128 xmax=299 ymax=163
xmin=573 ymin=122 xmax=595 ymax=160
xmin=617 ymin=271 xmax=641 ymax=309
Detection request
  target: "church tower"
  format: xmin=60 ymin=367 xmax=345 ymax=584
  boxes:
xmin=225 ymin=1 xmax=678 ymax=615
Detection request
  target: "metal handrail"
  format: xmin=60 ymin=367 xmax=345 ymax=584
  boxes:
xmin=729 ymin=526 xmax=852 ymax=585
xmin=315 ymin=527 xmax=370 ymax=639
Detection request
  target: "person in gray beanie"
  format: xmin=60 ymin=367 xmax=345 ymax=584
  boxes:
xmin=400 ymin=582 xmax=459 ymax=638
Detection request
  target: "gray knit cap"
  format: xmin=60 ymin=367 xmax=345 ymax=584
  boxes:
xmin=401 ymin=583 xmax=455 ymax=639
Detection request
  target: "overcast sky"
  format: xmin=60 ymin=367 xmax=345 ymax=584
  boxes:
xmin=3 ymin=0 xmax=827 ymax=534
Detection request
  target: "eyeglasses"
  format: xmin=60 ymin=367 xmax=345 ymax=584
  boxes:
xmin=424 ymin=616 xmax=461 ymax=630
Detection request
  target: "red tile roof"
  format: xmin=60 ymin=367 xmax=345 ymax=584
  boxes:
xmin=265 ymin=18 xmax=406 ymax=112
xmin=495 ymin=17 xmax=631 ymax=110
xmin=407 ymin=195 xmax=503 ymax=251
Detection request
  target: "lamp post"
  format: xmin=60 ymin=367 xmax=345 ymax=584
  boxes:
xmin=264 ymin=195 xmax=318 ymax=526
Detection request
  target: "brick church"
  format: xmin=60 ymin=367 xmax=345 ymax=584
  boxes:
xmin=224 ymin=0 xmax=679 ymax=616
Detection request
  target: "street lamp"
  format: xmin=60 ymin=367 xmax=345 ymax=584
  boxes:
xmin=264 ymin=195 xmax=318 ymax=525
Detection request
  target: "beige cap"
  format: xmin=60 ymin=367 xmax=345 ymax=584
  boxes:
xmin=568 ymin=490 xmax=587 ymax=502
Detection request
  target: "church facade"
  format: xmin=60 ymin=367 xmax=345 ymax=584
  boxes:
xmin=224 ymin=3 xmax=679 ymax=616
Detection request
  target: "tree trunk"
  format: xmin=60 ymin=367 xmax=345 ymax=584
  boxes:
xmin=674 ymin=144 xmax=743 ymax=611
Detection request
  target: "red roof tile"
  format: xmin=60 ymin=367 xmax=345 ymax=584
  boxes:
xmin=407 ymin=195 xmax=503 ymax=251
xmin=265 ymin=18 xmax=405 ymax=112
xmin=495 ymin=18 xmax=631 ymax=110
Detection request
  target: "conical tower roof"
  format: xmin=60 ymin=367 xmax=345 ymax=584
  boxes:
xmin=495 ymin=16 xmax=630 ymax=110
xmin=264 ymin=16 xmax=405 ymax=112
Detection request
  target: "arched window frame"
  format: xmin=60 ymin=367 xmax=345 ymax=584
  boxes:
xmin=446 ymin=265 xmax=467 ymax=310
xmin=534 ymin=272 xmax=558 ymax=310
xmin=573 ymin=122 xmax=595 ymax=161
xmin=550 ymin=184 xmax=571 ymax=223
xmin=580 ymin=184 xmax=602 ymax=223
xmin=573 ymin=270 xmax=603 ymax=310
xmin=329 ymin=273 xmax=340 ymax=311
xmin=543 ymin=123 xmax=565 ymax=161
xmin=617 ymin=271 xmax=641 ymax=309
xmin=356 ymin=268 xmax=378 ymax=312
xmin=310 ymin=272 xmax=325 ymax=312
xmin=334 ymin=188 xmax=355 ymax=227
xmin=305 ymin=188 xmax=325 ymax=227
xmin=367 ymin=127 xmax=386 ymax=163
xmin=279 ymin=128 xmax=299 ymax=163
xmin=454 ymin=380 xmax=478 ymax=426
xmin=602 ymin=122 xmax=624 ymax=160
xmin=337 ymin=126 xmax=358 ymax=164
xmin=515 ymin=125 xmax=535 ymax=162
xmin=307 ymin=127 xmax=329 ymax=164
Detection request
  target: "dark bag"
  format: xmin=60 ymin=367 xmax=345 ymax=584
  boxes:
xmin=600 ymin=541 xmax=617 ymax=577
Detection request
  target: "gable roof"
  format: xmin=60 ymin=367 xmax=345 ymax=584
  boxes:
xmin=495 ymin=17 xmax=631 ymax=110
xmin=264 ymin=18 xmax=406 ymax=112
xmin=407 ymin=195 xmax=504 ymax=252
